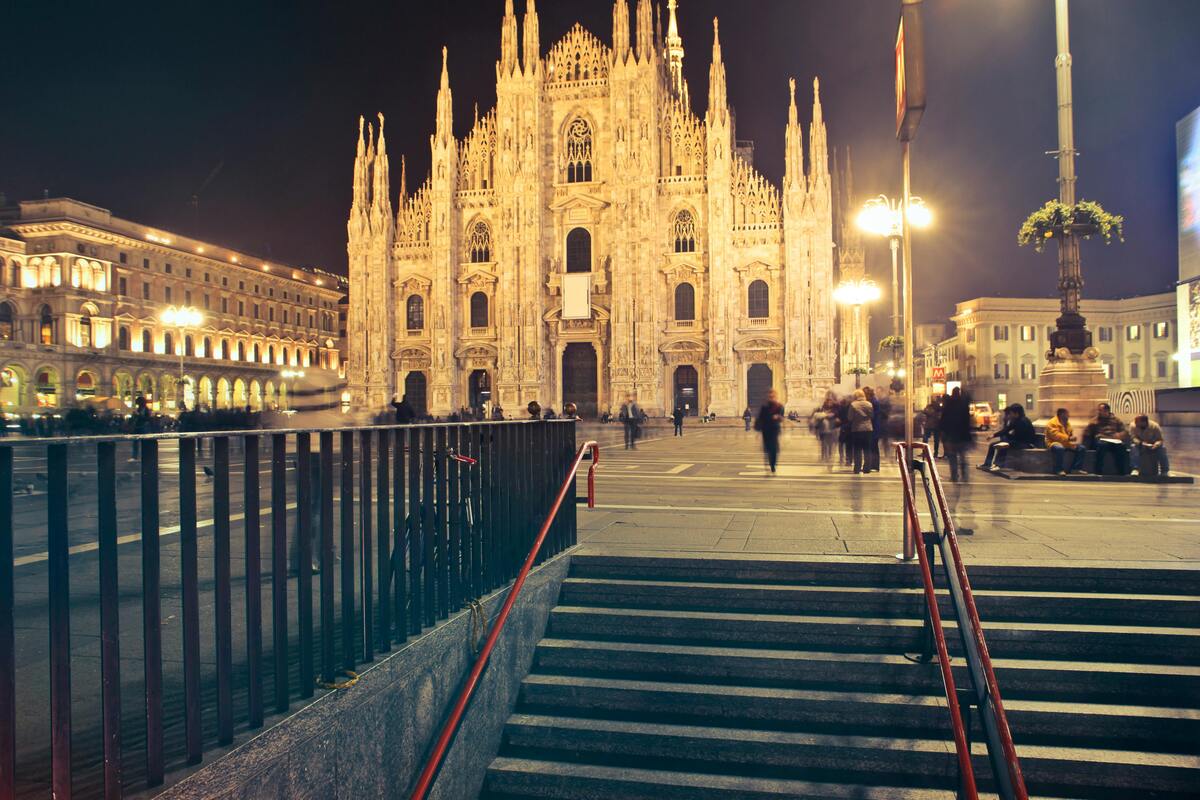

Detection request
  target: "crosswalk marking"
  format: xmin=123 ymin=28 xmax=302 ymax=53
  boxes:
xmin=666 ymin=463 xmax=693 ymax=474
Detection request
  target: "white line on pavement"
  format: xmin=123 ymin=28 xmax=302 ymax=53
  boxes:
xmin=591 ymin=502 xmax=1200 ymax=525
xmin=667 ymin=463 xmax=693 ymax=474
xmin=14 ymin=502 xmax=300 ymax=567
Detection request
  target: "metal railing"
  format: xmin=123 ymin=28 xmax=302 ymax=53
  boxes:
xmin=0 ymin=419 xmax=579 ymax=799
xmin=896 ymin=441 xmax=1028 ymax=800
xmin=408 ymin=439 xmax=599 ymax=800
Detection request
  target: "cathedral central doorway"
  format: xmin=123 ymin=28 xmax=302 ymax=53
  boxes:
xmin=673 ymin=365 xmax=699 ymax=415
xmin=468 ymin=369 xmax=491 ymax=412
xmin=746 ymin=363 xmax=773 ymax=410
xmin=561 ymin=343 xmax=598 ymax=418
xmin=404 ymin=371 xmax=428 ymax=418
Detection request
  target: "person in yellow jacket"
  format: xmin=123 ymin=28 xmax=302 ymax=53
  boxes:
xmin=1045 ymin=407 xmax=1086 ymax=475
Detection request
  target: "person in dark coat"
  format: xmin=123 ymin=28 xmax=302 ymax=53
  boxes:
xmin=862 ymin=386 xmax=883 ymax=473
xmin=938 ymin=387 xmax=974 ymax=482
xmin=981 ymin=404 xmax=1036 ymax=471
xmin=754 ymin=389 xmax=785 ymax=474
xmin=672 ymin=406 xmax=685 ymax=437
xmin=392 ymin=395 xmax=415 ymax=424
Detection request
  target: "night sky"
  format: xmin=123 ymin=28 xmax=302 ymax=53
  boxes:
xmin=5 ymin=0 xmax=1199 ymax=328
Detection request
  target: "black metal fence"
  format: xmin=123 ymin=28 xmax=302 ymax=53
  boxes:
xmin=0 ymin=419 xmax=579 ymax=799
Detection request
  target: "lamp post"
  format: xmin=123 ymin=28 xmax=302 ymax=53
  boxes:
xmin=160 ymin=305 xmax=203 ymax=412
xmin=856 ymin=195 xmax=932 ymax=341
xmin=833 ymin=278 xmax=882 ymax=387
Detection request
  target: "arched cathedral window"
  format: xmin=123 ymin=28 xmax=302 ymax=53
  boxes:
xmin=470 ymin=292 xmax=489 ymax=328
xmin=748 ymin=280 xmax=770 ymax=319
xmin=565 ymin=118 xmax=593 ymax=183
xmin=673 ymin=210 xmax=697 ymax=253
xmin=565 ymin=228 xmax=591 ymax=273
xmin=674 ymin=282 xmax=696 ymax=322
xmin=406 ymin=295 xmax=425 ymax=331
xmin=466 ymin=220 xmax=492 ymax=263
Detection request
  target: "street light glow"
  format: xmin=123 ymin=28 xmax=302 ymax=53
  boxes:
xmin=160 ymin=306 xmax=204 ymax=328
xmin=833 ymin=278 xmax=882 ymax=306
xmin=856 ymin=194 xmax=933 ymax=238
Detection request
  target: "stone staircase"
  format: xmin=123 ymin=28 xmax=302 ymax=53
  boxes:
xmin=480 ymin=552 xmax=1200 ymax=799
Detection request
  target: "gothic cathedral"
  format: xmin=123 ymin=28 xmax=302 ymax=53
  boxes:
xmin=347 ymin=0 xmax=840 ymax=418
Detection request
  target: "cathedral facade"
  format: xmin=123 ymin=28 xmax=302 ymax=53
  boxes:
xmin=348 ymin=0 xmax=841 ymax=418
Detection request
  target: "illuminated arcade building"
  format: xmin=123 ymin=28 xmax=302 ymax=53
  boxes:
xmin=0 ymin=198 xmax=346 ymax=415
xmin=347 ymin=0 xmax=843 ymax=418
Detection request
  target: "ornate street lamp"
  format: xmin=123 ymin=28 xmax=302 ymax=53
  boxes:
xmin=834 ymin=278 xmax=881 ymax=388
xmin=160 ymin=305 xmax=204 ymax=411
xmin=856 ymin=195 xmax=932 ymax=341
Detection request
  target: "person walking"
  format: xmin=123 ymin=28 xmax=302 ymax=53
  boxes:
xmin=922 ymin=398 xmax=943 ymax=458
xmin=619 ymin=394 xmax=641 ymax=450
xmin=1130 ymin=414 xmax=1170 ymax=477
xmin=754 ymin=389 xmax=785 ymax=474
xmin=742 ymin=407 xmax=753 ymax=431
xmin=816 ymin=403 xmax=838 ymax=467
xmin=672 ymin=405 xmax=685 ymax=437
xmin=131 ymin=395 xmax=152 ymax=461
xmin=392 ymin=394 xmax=415 ymax=424
xmin=848 ymin=390 xmax=874 ymax=475
xmin=1045 ymin=407 xmax=1086 ymax=476
xmin=938 ymin=387 xmax=974 ymax=482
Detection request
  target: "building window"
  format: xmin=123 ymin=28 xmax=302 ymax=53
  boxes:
xmin=239 ymin=281 xmax=245 ymax=291
xmin=1020 ymin=362 xmax=1036 ymax=380
xmin=118 ymin=277 xmax=127 ymax=296
xmin=142 ymin=282 xmax=151 ymax=300
xmin=165 ymin=263 xmax=172 ymax=274
xmin=269 ymin=306 xmax=274 ymax=322
xmin=565 ymin=228 xmax=592 ymax=273
xmin=1046 ymin=325 xmax=1055 ymax=341
xmin=185 ymin=335 xmax=194 ymax=357
xmin=564 ymin=118 xmax=593 ymax=183
xmin=965 ymin=328 xmax=976 ymax=344
xmin=184 ymin=290 xmax=191 ymax=305
xmin=1019 ymin=325 xmax=1035 ymax=341
xmin=238 ymin=301 xmax=245 ymax=316
xmin=118 ymin=326 xmax=129 ymax=350
xmin=1154 ymin=321 xmax=1169 ymax=338
xmin=1157 ymin=359 xmax=1168 ymax=379
xmin=142 ymin=258 xmax=150 ymax=269
xmin=119 ymin=252 xmax=127 ymax=264
xmin=470 ymin=292 xmax=489 ymax=328
xmin=186 ymin=267 xmax=192 ymax=278
xmin=747 ymin=280 xmax=769 ymax=319
xmin=406 ymin=295 xmax=425 ymax=330
xmin=238 ymin=342 xmax=246 ymax=361
xmin=1129 ymin=360 xmax=1140 ymax=380
xmin=164 ymin=332 xmax=174 ymax=355
xmin=466 ymin=221 xmax=492 ymax=263
xmin=142 ymin=329 xmax=152 ymax=353
xmin=673 ymin=210 xmax=697 ymax=253
xmin=993 ymin=362 xmax=1009 ymax=380
xmin=993 ymin=325 xmax=1009 ymax=341
xmin=674 ymin=282 xmax=696 ymax=321
xmin=1102 ymin=361 xmax=1113 ymax=379
xmin=253 ymin=303 xmax=260 ymax=320
xmin=1098 ymin=326 xmax=1113 ymax=342
xmin=204 ymin=294 xmax=211 ymax=310
xmin=1126 ymin=324 xmax=1140 ymax=341
xmin=165 ymin=287 xmax=172 ymax=303
xmin=203 ymin=336 xmax=212 ymax=358
xmin=38 ymin=305 xmax=54 ymax=344
xmin=0 ymin=303 xmax=14 ymax=341
xmin=222 ymin=298 xmax=229 ymax=313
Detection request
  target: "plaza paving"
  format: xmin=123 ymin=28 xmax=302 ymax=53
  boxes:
xmin=576 ymin=421 xmax=1200 ymax=564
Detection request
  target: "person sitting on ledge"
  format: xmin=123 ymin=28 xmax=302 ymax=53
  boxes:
xmin=1130 ymin=414 xmax=1170 ymax=477
xmin=1086 ymin=402 xmax=1130 ymax=475
xmin=1045 ymin=407 xmax=1086 ymax=476
xmin=981 ymin=403 xmax=1037 ymax=471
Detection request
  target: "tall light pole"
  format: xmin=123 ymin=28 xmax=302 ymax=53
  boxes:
xmin=857 ymin=195 xmax=932 ymax=341
xmin=161 ymin=305 xmax=203 ymax=411
xmin=834 ymin=278 xmax=882 ymax=386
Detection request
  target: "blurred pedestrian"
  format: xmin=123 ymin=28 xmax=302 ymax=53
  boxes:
xmin=939 ymin=387 xmax=974 ymax=482
xmin=848 ymin=390 xmax=874 ymax=475
xmin=754 ymin=389 xmax=784 ymax=474
xmin=672 ymin=405 xmax=685 ymax=437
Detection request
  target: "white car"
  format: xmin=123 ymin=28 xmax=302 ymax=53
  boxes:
xmin=969 ymin=402 xmax=996 ymax=431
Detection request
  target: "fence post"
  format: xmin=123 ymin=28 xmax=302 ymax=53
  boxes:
xmin=97 ymin=442 xmax=122 ymax=800
xmin=0 ymin=446 xmax=11 ymax=800
xmin=47 ymin=443 xmax=72 ymax=799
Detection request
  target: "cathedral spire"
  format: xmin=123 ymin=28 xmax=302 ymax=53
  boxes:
xmin=372 ymin=113 xmax=392 ymax=225
xmin=435 ymin=47 xmax=453 ymax=146
xmin=808 ymin=76 xmax=828 ymax=180
xmin=351 ymin=115 xmax=369 ymax=212
xmin=784 ymin=77 xmax=805 ymax=191
xmin=399 ymin=154 xmax=407 ymax=201
xmin=612 ymin=0 xmax=630 ymax=62
xmin=706 ymin=18 xmax=727 ymax=126
xmin=635 ymin=0 xmax=653 ymax=62
xmin=666 ymin=0 xmax=685 ymax=97
xmin=522 ymin=0 xmax=540 ymax=75
xmin=500 ymin=0 xmax=518 ymax=76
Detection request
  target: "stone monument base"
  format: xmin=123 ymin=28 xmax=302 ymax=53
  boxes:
xmin=1035 ymin=347 xmax=1108 ymax=424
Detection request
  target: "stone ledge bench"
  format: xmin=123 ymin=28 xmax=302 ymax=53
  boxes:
xmin=983 ymin=447 xmax=1192 ymax=483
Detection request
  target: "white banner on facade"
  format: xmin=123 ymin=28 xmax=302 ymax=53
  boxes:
xmin=561 ymin=273 xmax=592 ymax=320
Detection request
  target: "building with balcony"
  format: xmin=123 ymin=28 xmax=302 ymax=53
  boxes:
xmin=346 ymin=1 xmax=842 ymax=418
xmin=0 ymin=198 xmax=347 ymax=414
xmin=921 ymin=294 xmax=1177 ymax=416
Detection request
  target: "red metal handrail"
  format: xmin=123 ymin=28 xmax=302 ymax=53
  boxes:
xmin=408 ymin=440 xmax=600 ymax=800
xmin=895 ymin=443 xmax=978 ymax=799
xmin=897 ymin=441 xmax=1028 ymax=800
